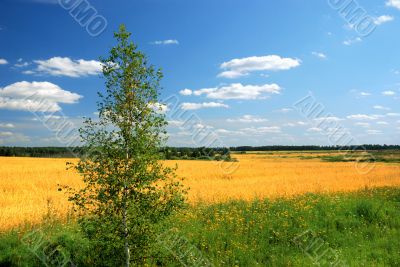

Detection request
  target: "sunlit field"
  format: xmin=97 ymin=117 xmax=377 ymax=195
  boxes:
xmin=1 ymin=153 xmax=400 ymax=231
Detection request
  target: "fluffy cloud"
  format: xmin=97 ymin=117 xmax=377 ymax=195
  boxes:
xmin=374 ymin=15 xmax=394 ymax=25
xmin=14 ymin=59 xmax=30 ymax=68
xmin=314 ymin=116 xmax=343 ymax=122
xmin=218 ymin=55 xmax=300 ymax=78
xmin=0 ymin=98 xmax=62 ymax=112
xmin=257 ymin=126 xmax=281 ymax=133
xmin=382 ymin=90 xmax=396 ymax=96
xmin=42 ymin=115 xmax=62 ymax=120
xmin=214 ymin=129 xmax=239 ymax=135
xmin=180 ymin=102 xmax=228 ymax=110
xmin=0 ymin=81 xmax=82 ymax=112
xmin=0 ymin=81 xmax=81 ymax=103
xmin=387 ymin=112 xmax=400 ymax=117
xmin=347 ymin=114 xmax=382 ymax=120
xmin=191 ymin=83 xmax=281 ymax=100
xmin=386 ymin=0 xmax=400 ymax=9
xmin=26 ymin=57 xmax=102 ymax=77
xmin=284 ymin=121 xmax=308 ymax=127
xmin=151 ymin=39 xmax=179 ymax=45
xmin=311 ymin=52 xmax=327 ymax=59
xmin=343 ymin=37 xmax=362 ymax=46
xmin=373 ymin=105 xmax=390 ymax=110
xmin=227 ymin=115 xmax=268 ymax=123
xmin=193 ymin=123 xmax=213 ymax=129
xmin=359 ymin=92 xmax=371 ymax=97
xmin=179 ymin=89 xmax=193 ymax=96
xmin=0 ymin=58 xmax=8 ymax=65
xmin=240 ymin=126 xmax=281 ymax=134
xmin=275 ymin=108 xmax=293 ymax=113
xmin=0 ymin=123 xmax=14 ymax=128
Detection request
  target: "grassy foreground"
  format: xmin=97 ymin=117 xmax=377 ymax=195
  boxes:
xmin=1 ymin=187 xmax=400 ymax=266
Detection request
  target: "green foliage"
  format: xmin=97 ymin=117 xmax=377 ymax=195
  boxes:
xmin=293 ymin=150 xmax=400 ymax=164
xmin=160 ymin=146 xmax=233 ymax=161
xmin=0 ymin=146 xmax=233 ymax=161
xmin=157 ymin=187 xmax=400 ymax=266
xmin=0 ymin=146 xmax=84 ymax=158
xmin=0 ymin=224 xmax=90 ymax=266
xmin=2 ymin=188 xmax=400 ymax=266
xmin=231 ymin=145 xmax=400 ymax=152
xmin=65 ymin=24 xmax=186 ymax=266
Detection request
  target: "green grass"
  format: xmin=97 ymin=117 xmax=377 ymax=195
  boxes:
xmin=1 ymin=187 xmax=400 ymax=266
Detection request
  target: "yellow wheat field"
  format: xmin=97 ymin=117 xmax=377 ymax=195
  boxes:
xmin=1 ymin=154 xmax=400 ymax=230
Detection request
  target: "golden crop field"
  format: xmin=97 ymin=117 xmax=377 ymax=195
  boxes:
xmin=1 ymin=153 xmax=400 ymax=231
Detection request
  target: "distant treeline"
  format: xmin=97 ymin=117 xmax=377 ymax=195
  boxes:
xmin=0 ymin=147 xmax=84 ymax=158
xmin=160 ymin=147 xmax=231 ymax=161
xmin=0 ymin=145 xmax=399 ymax=159
xmin=230 ymin=145 xmax=400 ymax=152
xmin=0 ymin=146 xmax=232 ymax=161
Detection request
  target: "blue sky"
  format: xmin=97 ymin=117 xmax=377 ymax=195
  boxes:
xmin=0 ymin=0 xmax=399 ymax=147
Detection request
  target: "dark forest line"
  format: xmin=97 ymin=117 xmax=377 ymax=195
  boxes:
xmin=230 ymin=144 xmax=400 ymax=151
xmin=0 ymin=145 xmax=399 ymax=158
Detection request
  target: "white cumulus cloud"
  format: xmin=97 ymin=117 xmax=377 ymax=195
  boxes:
xmin=179 ymin=89 xmax=192 ymax=96
xmin=0 ymin=123 xmax=15 ymax=128
xmin=311 ymin=52 xmax=327 ymax=59
xmin=151 ymin=39 xmax=179 ymax=45
xmin=387 ymin=112 xmax=400 ymax=117
xmin=386 ymin=0 xmax=400 ymax=9
xmin=382 ymin=90 xmax=396 ymax=96
xmin=0 ymin=58 xmax=8 ymax=65
xmin=191 ymin=83 xmax=281 ymax=100
xmin=359 ymin=92 xmax=371 ymax=97
xmin=374 ymin=15 xmax=394 ymax=25
xmin=0 ymin=81 xmax=82 ymax=112
xmin=240 ymin=126 xmax=281 ymax=134
xmin=227 ymin=115 xmax=268 ymax=123
xmin=180 ymin=102 xmax=228 ymax=110
xmin=343 ymin=37 xmax=362 ymax=46
xmin=218 ymin=55 xmax=300 ymax=78
xmin=373 ymin=105 xmax=390 ymax=110
xmin=314 ymin=116 xmax=343 ymax=122
xmin=26 ymin=57 xmax=102 ymax=77
xmin=275 ymin=108 xmax=293 ymax=113
xmin=346 ymin=114 xmax=382 ymax=120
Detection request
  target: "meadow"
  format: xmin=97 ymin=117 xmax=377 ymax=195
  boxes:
xmin=1 ymin=152 xmax=400 ymax=230
xmin=0 ymin=151 xmax=400 ymax=266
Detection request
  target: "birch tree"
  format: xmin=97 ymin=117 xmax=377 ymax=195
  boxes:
xmin=67 ymin=24 xmax=186 ymax=266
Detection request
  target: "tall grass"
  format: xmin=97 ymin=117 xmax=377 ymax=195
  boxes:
xmin=1 ymin=187 xmax=400 ymax=266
